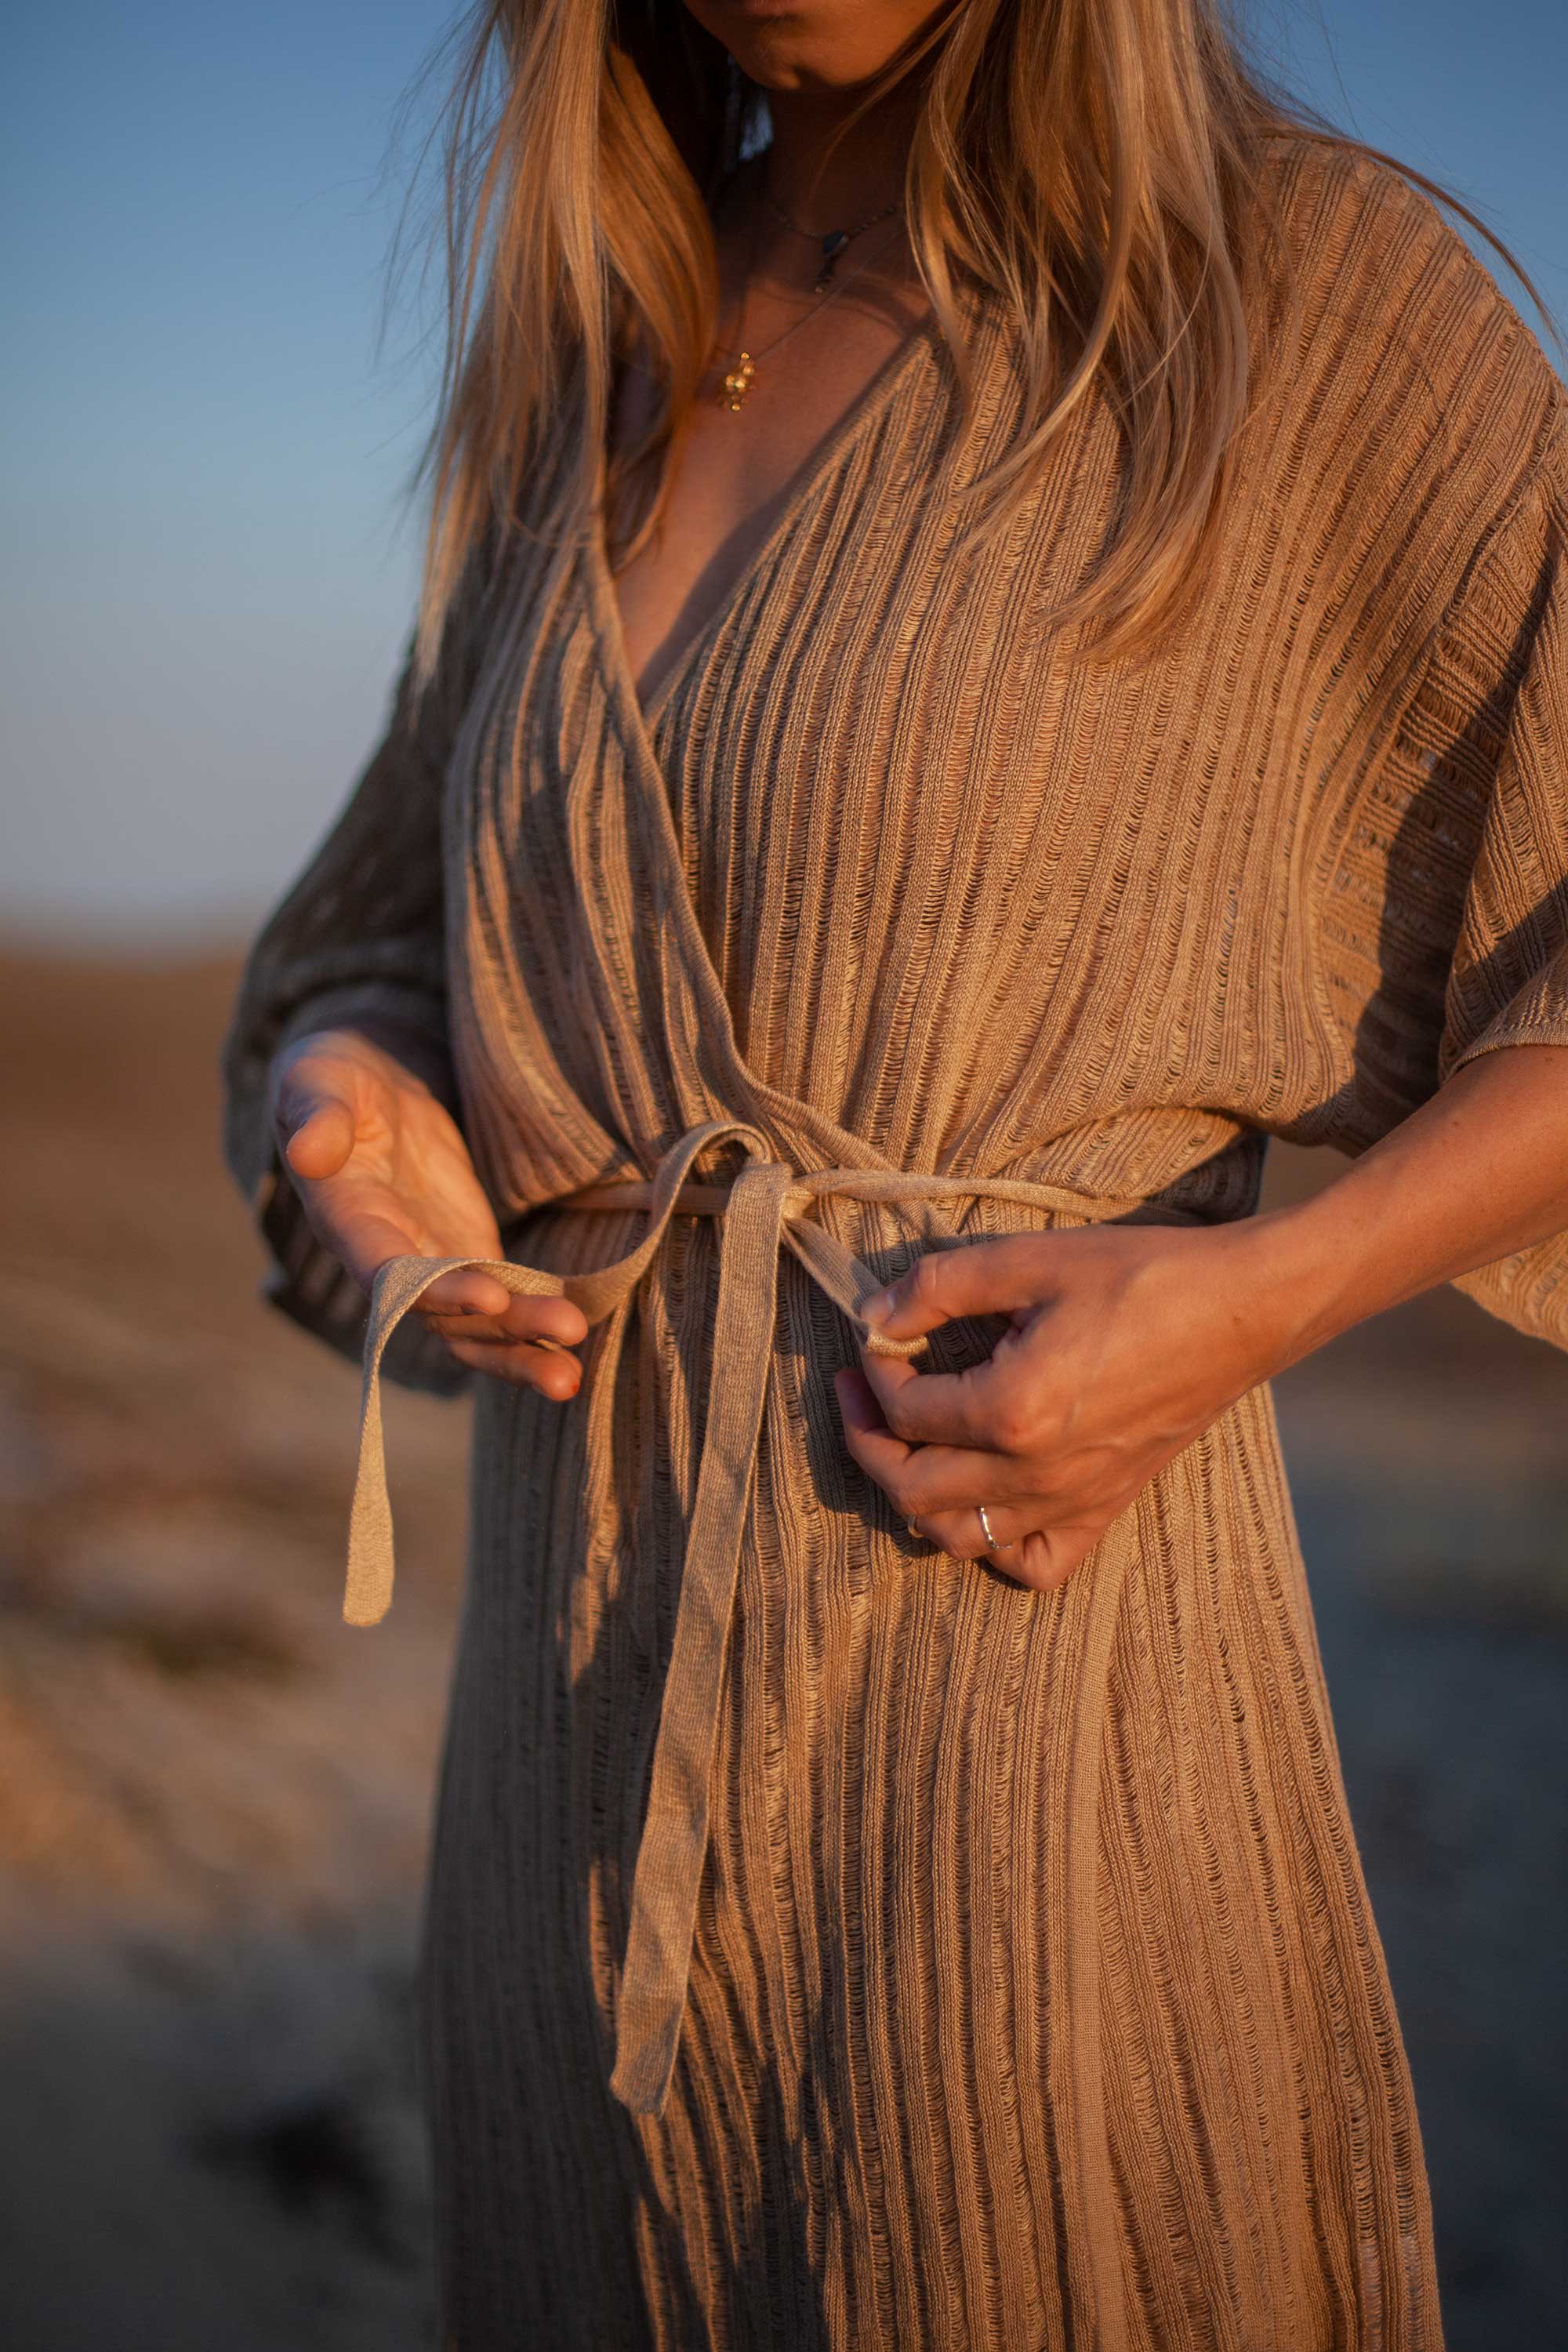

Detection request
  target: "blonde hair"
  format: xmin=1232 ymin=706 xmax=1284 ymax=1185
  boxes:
xmin=402 ymin=0 xmax=1549 ymax=687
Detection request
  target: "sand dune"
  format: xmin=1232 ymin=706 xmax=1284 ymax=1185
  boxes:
xmin=0 ymin=948 xmax=467 ymax=2347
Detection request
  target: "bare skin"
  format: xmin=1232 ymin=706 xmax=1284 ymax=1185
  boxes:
xmin=607 ymin=7 xmax=939 ymax=710
xmin=271 ymin=3 xmax=1568 ymax=1578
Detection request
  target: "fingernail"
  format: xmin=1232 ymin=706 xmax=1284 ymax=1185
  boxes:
xmin=861 ymin=1287 xmax=893 ymax=1329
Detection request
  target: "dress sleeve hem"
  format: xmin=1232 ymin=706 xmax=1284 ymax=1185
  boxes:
xmin=1443 ymin=1018 xmax=1568 ymax=1076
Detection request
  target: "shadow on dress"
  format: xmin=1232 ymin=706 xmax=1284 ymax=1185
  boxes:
xmin=1316 ymin=538 xmax=1562 ymax=1151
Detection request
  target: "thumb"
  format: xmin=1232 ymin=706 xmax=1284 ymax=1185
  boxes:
xmin=275 ymin=1066 xmax=359 ymax=1182
xmin=860 ymin=1232 xmax=1064 ymax=1341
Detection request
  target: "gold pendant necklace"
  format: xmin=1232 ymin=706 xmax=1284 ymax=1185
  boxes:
xmin=717 ymin=354 xmax=757 ymax=412
xmin=709 ymin=176 xmax=906 ymax=413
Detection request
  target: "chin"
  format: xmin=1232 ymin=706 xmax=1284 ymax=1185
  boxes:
xmin=681 ymin=0 xmax=920 ymax=90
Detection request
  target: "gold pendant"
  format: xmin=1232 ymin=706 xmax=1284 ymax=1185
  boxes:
xmin=717 ymin=352 xmax=756 ymax=411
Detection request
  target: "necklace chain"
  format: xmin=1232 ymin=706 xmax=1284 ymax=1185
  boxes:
xmin=710 ymin=163 xmax=909 ymax=412
xmin=764 ymin=183 xmax=904 ymax=278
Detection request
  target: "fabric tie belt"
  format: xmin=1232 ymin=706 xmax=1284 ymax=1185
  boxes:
xmin=342 ymin=1116 xmax=1193 ymax=2123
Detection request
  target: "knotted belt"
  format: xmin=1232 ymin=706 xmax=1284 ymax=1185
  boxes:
xmin=341 ymin=1116 xmax=1192 ymax=2127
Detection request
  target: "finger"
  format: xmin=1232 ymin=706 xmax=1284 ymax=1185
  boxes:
xmin=280 ymin=1093 xmax=357 ymax=1182
xmin=879 ymin=1433 xmax=1030 ymax=1518
xmin=489 ymin=1290 xmax=588 ymax=1348
xmin=862 ymin=1234 xmax=1064 ymax=1342
xmin=416 ymin=1268 xmax=518 ymax=1319
xmin=860 ymin=1347 xmax=1026 ymax=1450
xmin=421 ymin=1292 xmax=586 ymax=1349
xmin=913 ymin=1507 xmax=1016 ymax=1564
xmin=833 ymin=1367 xmax=919 ymax=1507
xmin=906 ymin=1496 xmax=1049 ymax=1559
xmin=1011 ymin=1523 xmax=1099 ymax=1590
xmin=442 ymin=1335 xmax=583 ymax=1399
xmin=423 ymin=1290 xmax=588 ymax=1345
xmin=835 ymin=1361 xmax=912 ymax=1453
xmin=915 ymin=1512 xmax=1098 ymax=1592
xmin=842 ymin=1372 xmax=1097 ymax=1590
xmin=834 ymin=1371 xmax=1022 ymax=1519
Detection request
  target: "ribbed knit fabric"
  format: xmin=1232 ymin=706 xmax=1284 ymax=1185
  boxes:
xmin=221 ymin=141 xmax=1568 ymax=2350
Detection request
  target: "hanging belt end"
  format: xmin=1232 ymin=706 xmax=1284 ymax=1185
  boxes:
xmin=342 ymin=1569 xmax=393 ymax=1629
xmin=342 ymin=1410 xmax=397 ymax=1619
xmin=609 ymin=1926 xmax=689 ymax=2118
xmin=608 ymin=2020 xmax=681 ymax=2121
xmin=342 ymin=1491 xmax=396 ymax=1627
xmin=340 ymin=1268 xmax=409 ymax=1628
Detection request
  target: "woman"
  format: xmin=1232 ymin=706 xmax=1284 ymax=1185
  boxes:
xmin=221 ymin=2 xmax=1568 ymax=2344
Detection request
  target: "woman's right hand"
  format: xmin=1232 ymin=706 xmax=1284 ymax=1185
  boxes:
xmin=269 ymin=1024 xmax=586 ymax=1397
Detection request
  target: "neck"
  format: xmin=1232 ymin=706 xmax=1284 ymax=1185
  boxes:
xmin=763 ymin=78 xmax=921 ymax=230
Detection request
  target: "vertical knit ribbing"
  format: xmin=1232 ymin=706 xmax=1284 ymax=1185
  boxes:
xmin=220 ymin=137 xmax=1568 ymax=2350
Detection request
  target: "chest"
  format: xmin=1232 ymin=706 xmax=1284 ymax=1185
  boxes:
xmin=603 ymin=287 xmax=934 ymax=720
xmin=457 ymin=310 xmax=1370 ymax=1149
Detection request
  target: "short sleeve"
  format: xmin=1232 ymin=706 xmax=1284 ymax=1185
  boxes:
xmin=1316 ymin=392 xmax=1568 ymax=1351
xmin=1426 ymin=415 xmax=1568 ymax=1344
xmin=220 ymin=597 xmax=484 ymax=1396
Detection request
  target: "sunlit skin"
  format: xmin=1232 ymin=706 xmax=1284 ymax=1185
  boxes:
xmin=272 ymin=0 xmax=1568 ymax=1585
xmin=607 ymin=4 xmax=941 ymax=706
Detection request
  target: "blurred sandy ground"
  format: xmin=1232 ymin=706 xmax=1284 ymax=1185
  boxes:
xmin=0 ymin=944 xmax=1563 ymax=2350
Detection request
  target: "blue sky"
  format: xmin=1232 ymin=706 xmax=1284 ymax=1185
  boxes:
xmin=3 ymin=1 xmax=1563 ymax=942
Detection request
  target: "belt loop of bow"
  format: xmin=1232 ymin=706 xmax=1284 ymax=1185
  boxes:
xmin=342 ymin=1118 xmax=771 ymax=1628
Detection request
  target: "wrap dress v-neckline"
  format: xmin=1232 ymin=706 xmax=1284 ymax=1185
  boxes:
xmin=588 ymin=303 xmax=946 ymax=744
xmin=221 ymin=139 xmax=1568 ymax=2351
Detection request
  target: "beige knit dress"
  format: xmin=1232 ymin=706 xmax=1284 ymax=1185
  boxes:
xmin=222 ymin=143 xmax=1568 ymax=2351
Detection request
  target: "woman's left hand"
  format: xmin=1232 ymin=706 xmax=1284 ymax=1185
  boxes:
xmin=833 ymin=1219 xmax=1300 ymax=1592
